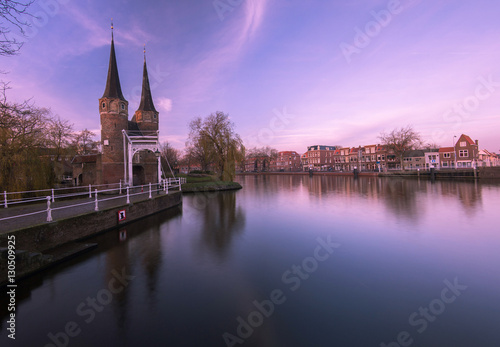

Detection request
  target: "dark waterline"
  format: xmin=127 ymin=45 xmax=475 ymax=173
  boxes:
xmin=1 ymin=175 xmax=500 ymax=347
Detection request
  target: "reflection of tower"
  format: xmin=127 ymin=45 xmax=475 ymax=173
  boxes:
xmin=105 ymin=237 xmax=133 ymax=328
xmin=99 ymin=29 xmax=129 ymax=184
xmin=139 ymin=224 xmax=162 ymax=298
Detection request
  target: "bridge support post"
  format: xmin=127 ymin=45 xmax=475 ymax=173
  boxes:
xmin=94 ymin=189 xmax=99 ymax=211
xmin=46 ymin=196 xmax=53 ymax=222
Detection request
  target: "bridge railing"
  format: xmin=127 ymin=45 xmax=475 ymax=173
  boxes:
xmin=0 ymin=179 xmax=185 ymax=225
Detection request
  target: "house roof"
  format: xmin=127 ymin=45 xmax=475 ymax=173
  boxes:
xmin=459 ymin=134 xmax=475 ymax=145
xmin=439 ymin=147 xmax=454 ymax=153
xmin=71 ymin=154 xmax=98 ymax=164
xmin=404 ymin=150 xmax=425 ymax=158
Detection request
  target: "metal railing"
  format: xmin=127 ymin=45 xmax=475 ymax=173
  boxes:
xmin=0 ymin=177 xmax=186 ymax=224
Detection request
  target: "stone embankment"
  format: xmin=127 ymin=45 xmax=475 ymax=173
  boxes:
xmin=0 ymin=192 xmax=182 ymax=287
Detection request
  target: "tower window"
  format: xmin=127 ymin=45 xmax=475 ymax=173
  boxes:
xmin=102 ymin=102 xmax=105 ymax=109
xmin=121 ymin=104 xmax=125 ymax=110
xmin=154 ymin=114 xmax=157 ymax=119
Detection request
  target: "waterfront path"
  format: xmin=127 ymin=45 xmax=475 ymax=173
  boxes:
xmin=0 ymin=188 xmax=174 ymax=234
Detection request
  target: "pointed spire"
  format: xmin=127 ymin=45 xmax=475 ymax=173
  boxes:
xmin=102 ymin=22 xmax=126 ymax=101
xmin=137 ymin=48 xmax=157 ymax=112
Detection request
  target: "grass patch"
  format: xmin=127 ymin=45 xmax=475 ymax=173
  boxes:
xmin=182 ymin=181 xmax=242 ymax=192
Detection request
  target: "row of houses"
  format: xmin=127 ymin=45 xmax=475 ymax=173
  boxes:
xmin=240 ymin=134 xmax=499 ymax=173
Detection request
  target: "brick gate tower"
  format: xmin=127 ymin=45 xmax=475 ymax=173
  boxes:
xmin=72 ymin=26 xmax=162 ymax=187
xmin=98 ymin=29 xmax=129 ymax=185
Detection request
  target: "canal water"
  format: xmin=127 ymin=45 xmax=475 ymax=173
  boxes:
xmin=1 ymin=175 xmax=500 ymax=347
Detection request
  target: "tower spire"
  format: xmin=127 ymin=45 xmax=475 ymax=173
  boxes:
xmin=137 ymin=48 xmax=157 ymax=113
xmin=102 ymin=22 xmax=126 ymax=101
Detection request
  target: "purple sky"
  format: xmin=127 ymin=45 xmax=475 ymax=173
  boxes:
xmin=2 ymin=0 xmax=500 ymax=154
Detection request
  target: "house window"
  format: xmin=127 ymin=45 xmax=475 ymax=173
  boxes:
xmin=459 ymin=150 xmax=468 ymax=157
xmin=460 ymin=141 xmax=466 ymax=147
xmin=443 ymin=153 xmax=451 ymax=158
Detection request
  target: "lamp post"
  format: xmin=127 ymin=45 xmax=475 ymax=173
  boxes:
xmin=155 ymin=149 xmax=161 ymax=191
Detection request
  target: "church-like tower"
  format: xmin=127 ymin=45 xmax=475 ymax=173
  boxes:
xmin=99 ymin=30 xmax=129 ymax=184
xmin=132 ymin=51 xmax=159 ymax=133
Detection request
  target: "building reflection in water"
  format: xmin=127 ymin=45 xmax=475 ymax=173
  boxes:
xmin=238 ymin=174 xmax=483 ymax=223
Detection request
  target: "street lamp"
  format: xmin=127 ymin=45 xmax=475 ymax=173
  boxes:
xmin=155 ymin=149 xmax=161 ymax=192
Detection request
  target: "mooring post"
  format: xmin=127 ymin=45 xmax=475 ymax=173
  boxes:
xmin=94 ymin=189 xmax=99 ymax=211
xmin=4 ymin=191 xmax=7 ymax=208
xmin=126 ymin=186 xmax=130 ymax=204
xmin=119 ymin=180 xmax=122 ymax=195
xmin=46 ymin=196 xmax=53 ymax=222
xmin=89 ymin=184 xmax=92 ymax=198
xmin=52 ymin=188 xmax=55 ymax=203
xmin=149 ymin=183 xmax=152 ymax=199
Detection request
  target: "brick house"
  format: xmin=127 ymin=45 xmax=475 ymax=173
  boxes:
xmin=361 ymin=145 xmax=377 ymax=171
xmin=404 ymin=150 xmax=426 ymax=170
xmin=454 ymin=134 xmax=479 ymax=168
xmin=303 ymin=145 xmax=337 ymax=171
xmin=438 ymin=147 xmax=455 ymax=169
xmin=245 ymin=156 xmax=272 ymax=172
xmin=276 ymin=151 xmax=302 ymax=172
xmin=478 ymin=149 xmax=499 ymax=167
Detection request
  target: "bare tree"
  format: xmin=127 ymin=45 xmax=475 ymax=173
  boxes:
xmin=185 ymin=136 xmax=213 ymax=173
xmin=1 ymin=0 xmax=34 ymax=56
xmin=47 ymin=116 xmax=74 ymax=160
xmin=73 ymin=128 xmax=97 ymax=155
xmin=1 ymin=83 xmax=54 ymax=191
xmin=160 ymin=141 xmax=180 ymax=173
xmin=187 ymin=111 xmax=245 ymax=181
xmin=379 ymin=125 xmax=423 ymax=170
xmin=246 ymin=146 xmax=278 ymax=159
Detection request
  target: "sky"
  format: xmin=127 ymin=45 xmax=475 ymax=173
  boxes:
xmin=2 ymin=0 xmax=500 ymax=154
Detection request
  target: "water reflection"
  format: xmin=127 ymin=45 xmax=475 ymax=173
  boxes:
xmin=2 ymin=176 xmax=499 ymax=347
xmin=187 ymin=191 xmax=246 ymax=260
xmin=237 ymin=175 xmax=484 ymax=220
